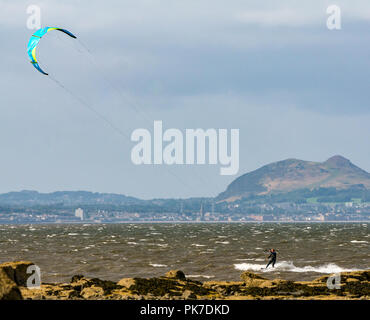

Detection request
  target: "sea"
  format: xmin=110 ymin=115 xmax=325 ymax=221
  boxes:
xmin=0 ymin=223 xmax=368 ymax=283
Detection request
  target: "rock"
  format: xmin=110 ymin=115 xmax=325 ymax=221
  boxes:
xmin=241 ymin=271 xmax=267 ymax=287
xmin=165 ymin=270 xmax=186 ymax=280
xmin=70 ymin=276 xmax=117 ymax=295
xmin=240 ymin=271 xmax=266 ymax=282
xmin=10 ymin=261 xmax=369 ymax=300
xmin=182 ymin=290 xmax=197 ymax=300
xmin=117 ymin=278 xmax=136 ymax=288
xmin=341 ymin=270 xmax=370 ymax=282
xmin=0 ymin=269 xmax=23 ymax=300
xmin=71 ymin=275 xmax=85 ymax=283
xmin=0 ymin=261 xmax=34 ymax=286
xmin=81 ymin=286 xmax=105 ymax=299
xmin=59 ymin=289 xmax=81 ymax=300
xmin=342 ymin=279 xmax=370 ymax=297
xmin=313 ymin=270 xmax=370 ymax=284
xmin=128 ymin=277 xmax=184 ymax=297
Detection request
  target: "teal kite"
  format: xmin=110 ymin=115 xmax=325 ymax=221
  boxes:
xmin=27 ymin=27 xmax=77 ymax=75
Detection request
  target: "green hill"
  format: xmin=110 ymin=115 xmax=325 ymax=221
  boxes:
xmin=218 ymin=155 xmax=370 ymax=202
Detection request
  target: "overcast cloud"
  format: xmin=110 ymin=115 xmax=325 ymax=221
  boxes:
xmin=0 ymin=0 xmax=369 ymax=199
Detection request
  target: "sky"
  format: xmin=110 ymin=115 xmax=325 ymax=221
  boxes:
xmin=0 ymin=0 xmax=370 ymax=199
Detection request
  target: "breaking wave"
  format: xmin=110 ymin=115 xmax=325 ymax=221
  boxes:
xmin=149 ymin=263 xmax=168 ymax=268
xmin=234 ymin=261 xmax=362 ymax=274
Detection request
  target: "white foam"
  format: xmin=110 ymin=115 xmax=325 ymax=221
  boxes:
xmin=350 ymin=240 xmax=367 ymax=243
xmin=83 ymin=245 xmax=95 ymax=249
xmin=234 ymin=261 xmax=362 ymax=274
xmin=47 ymin=234 xmax=56 ymax=238
xmin=149 ymin=263 xmax=167 ymax=268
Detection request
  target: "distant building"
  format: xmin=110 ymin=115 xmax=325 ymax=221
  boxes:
xmin=75 ymin=208 xmax=84 ymax=220
xmin=198 ymin=203 xmax=204 ymax=221
xmin=249 ymin=215 xmax=263 ymax=221
xmin=314 ymin=214 xmax=325 ymax=221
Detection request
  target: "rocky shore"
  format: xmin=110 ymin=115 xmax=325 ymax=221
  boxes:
xmin=1 ymin=261 xmax=369 ymax=300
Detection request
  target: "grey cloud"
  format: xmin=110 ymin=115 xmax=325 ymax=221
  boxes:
xmin=0 ymin=0 xmax=369 ymax=198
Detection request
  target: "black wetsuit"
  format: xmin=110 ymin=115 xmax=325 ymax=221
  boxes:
xmin=266 ymin=251 xmax=277 ymax=268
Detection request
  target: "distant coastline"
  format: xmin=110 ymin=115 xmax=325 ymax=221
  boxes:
xmin=0 ymin=220 xmax=369 ymax=225
xmin=1 ymin=155 xmax=369 ymax=223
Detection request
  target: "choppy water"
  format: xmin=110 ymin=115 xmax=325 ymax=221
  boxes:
xmin=0 ymin=223 xmax=368 ymax=283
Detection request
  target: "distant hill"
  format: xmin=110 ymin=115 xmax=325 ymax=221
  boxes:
xmin=0 ymin=190 xmax=141 ymax=207
xmin=1 ymin=155 xmax=369 ymax=208
xmin=218 ymin=155 xmax=370 ymax=201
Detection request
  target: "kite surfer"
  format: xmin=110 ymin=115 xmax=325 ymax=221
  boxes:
xmin=265 ymin=248 xmax=277 ymax=269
